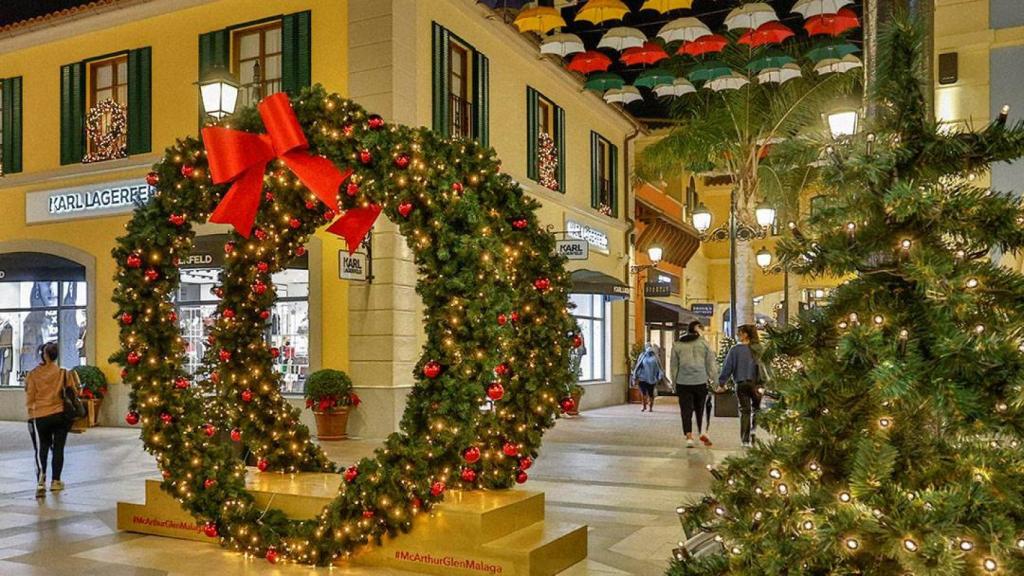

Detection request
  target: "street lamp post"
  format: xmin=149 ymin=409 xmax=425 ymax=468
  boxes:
xmin=198 ymin=65 xmax=240 ymax=120
xmin=630 ymin=245 xmax=665 ymax=345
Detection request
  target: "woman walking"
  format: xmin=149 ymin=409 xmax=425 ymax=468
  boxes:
xmin=26 ymin=341 xmax=80 ymax=498
xmin=631 ymin=344 xmax=664 ymax=412
xmin=671 ymin=321 xmax=717 ymax=447
xmin=718 ymin=324 xmax=765 ymax=448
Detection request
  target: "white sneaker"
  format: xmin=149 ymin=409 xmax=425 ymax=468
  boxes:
xmin=686 ymin=438 xmax=695 ymax=448
xmin=35 ymin=475 xmax=46 ymax=498
xmin=741 ymin=441 xmax=751 ymax=449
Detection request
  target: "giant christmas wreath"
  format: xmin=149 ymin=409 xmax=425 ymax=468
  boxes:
xmin=112 ymin=86 xmax=579 ymax=565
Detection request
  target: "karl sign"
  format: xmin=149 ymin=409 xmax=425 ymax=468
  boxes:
xmin=554 ymin=238 xmax=589 ymax=260
xmin=27 ymin=179 xmax=154 ymax=223
xmin=339 ymin=251 xmax=369 ymax=282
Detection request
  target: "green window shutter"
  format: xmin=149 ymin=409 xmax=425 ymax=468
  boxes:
xmin=127 ymin=47 xmax=152 ymax=155
xmin=1 ymin=76 xmax=23 ymax=174
xmin=60 ymin=62 xmax=86 ymax=165
xmin=526 ymin=87 xmax=538 ymax=180
xmin=609 ymin=142 xmax=619 ymax=217
xmin=431 ymin=23 xmax=451 ymax=137
xmin=555 ymin=104 xmax=566 ymax=194
xmin=472 ymin=51 xmax=489 ymax=146
xmin=590 ymin=132 xmax=599 ymax=208
xmin=282 ymin=11 xmax=312 ymax=95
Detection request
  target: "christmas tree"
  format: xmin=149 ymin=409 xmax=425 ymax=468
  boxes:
xmin=671 ymin=16 xmax=1024 ymax=576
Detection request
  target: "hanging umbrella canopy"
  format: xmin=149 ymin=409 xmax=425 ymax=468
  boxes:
xmin=746 ymin=54 xmax=796 ymax=73
xmin=654 ymin=77 xmax=696 ymax=97
xmin=791 ymin=0 xmax=854 ymax=18
xmin=806 ymin=41 xmax=859 ymax=62
xmin=678 ymin=33 xmax=729 ymax=57
xmin=706 ymin=72 xmax=750 ymax=92
xmin=724 ymin=3 xmax=778 ymax=31
xmin=604 ymin=86 xmax=643 ymax=104
xmin=640 ymin=0 xmax=695 ymax=13
xmin=479 ymin=0 xmax=530 ymax=8
xmin=738 ymin=22 xmax=795 ymax=47
xmin=688 ymin=61 xmax=733 ymax=83
xmin=805 ymin=8 xmax=860 ymax=37
xmin=540 ymin=32 xmax=586 ymax=57
xmin=575 ymin=0 xmax=631 ymax=25
xmin=597 ymin=27 xmax=647 ymax=52
xmin=567 ymin=50 xmax=614 ymax=74
xmin=814 ymin=54 xmax=863 ymax=75
xmin=657 ymin=17 xmax=712 ymax=43
xmin=621 ymin=41 xmax=670 ymax=66
xmin=585 ymin=72 xmax=625 ymax=91
xmin=756 ymin=63 xmax=803 ymax=84
xmin=634 ymin=68 xmax=676 ymax=89
xmin=514 ymin=6 xmax=567 ymax=34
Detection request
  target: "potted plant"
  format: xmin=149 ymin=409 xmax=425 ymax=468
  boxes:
xmin=567 ymin=382 xmax=585 ymax=416
xmin=73 ymin=365 xmax=108 ymax=427
xmin=304 ymin=369 xmax=360 ymax=440
xmin=564 ymin=350 xmax=585 ymax=416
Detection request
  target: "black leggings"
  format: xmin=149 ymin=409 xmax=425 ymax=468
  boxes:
xmin=29 ymin=413 xmax=70 ymax=481
xmin=676 ymin=384 xmax=708 ymax=435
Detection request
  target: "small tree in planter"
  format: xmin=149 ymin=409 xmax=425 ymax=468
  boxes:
xmin=563 ymin=349 xmax=585 ymax=416
xmin=73 ymin=365 xmax=108 ymax=426
xmin=304 ymin=369 xmax=360 ymax=440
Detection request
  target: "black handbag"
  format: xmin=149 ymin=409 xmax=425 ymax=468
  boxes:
xmin=61 ymin=369 xmax=86 ymax=423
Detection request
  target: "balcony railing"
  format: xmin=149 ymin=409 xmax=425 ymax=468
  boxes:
xmin=449 ymin=93 xmax=474 ymax=139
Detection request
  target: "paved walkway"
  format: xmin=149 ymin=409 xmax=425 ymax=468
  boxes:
xmin=0 ymin=397 xmax=745 ymax=576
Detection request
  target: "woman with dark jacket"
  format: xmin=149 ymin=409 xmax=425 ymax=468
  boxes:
xmin=719 ymin=324 xmax=765 ymax=448
xmin=670 ymin=321 xmax=718 ymax=447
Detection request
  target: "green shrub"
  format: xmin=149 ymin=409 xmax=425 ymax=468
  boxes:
xmin=73 ymin=365 xmax=108 ymax=400
xmin=304 ymin=369 xmax=360 ymax=411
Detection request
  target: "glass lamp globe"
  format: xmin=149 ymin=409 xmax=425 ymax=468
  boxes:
xmin=756 ymin=247 xmax=773 ymax=270
xmin=828 ymin=110 xmax=859 ymax=138
xmin=692 ymin=204 xmax=712 ymax=233
xmin=199 ymin=66 xmax=240 ymax=119
xmin=754 ymin=201 xmax=776 ymax=228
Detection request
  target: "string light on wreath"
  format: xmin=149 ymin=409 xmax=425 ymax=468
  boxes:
xmin=83 ymin=99 xmax=128 ymax=163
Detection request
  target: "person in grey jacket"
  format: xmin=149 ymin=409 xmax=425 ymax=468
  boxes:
xmin=719 ymin=324 xmax=764 ymax=448
xmin=671 ymin=321 xmax=718 ymax=447
xmin=631 ymin=344 xmax=665 ymax=412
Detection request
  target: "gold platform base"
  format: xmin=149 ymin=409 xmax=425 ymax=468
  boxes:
xmin=117 ymin=471 xmax=587 ymax=575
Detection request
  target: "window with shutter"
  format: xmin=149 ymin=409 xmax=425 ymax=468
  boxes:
xmin=234 ymin=22 xmax=283 ymax=108
xmin=1 ymin=77 xmax=23 ymax=174
xmin=590 ymin=132 xmax=617 ymax=216
xmin=432 ymin=23 xmax=488 ymax=145
xmin=528 ymin=87 xmax=563 ymax=192
xmin=60 ymin=62 xmax=86 ymax=165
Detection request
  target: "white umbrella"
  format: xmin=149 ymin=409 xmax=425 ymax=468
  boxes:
xmin=756 ymin=63 xmax=802 ymax=84
xmin=791 ymin=0 xmax=854 ymax=18
xmin=604 ymin=86 xmax=643 ymax=104
xmin=657 ymin=17 xmax=711 ymax=43
xmin=814 ymin=54 xmax=863 ymax=75
xmin=654 ymin=77 xmax=696 ymax=97
xmin=724 ymin=3 xmax=778 ymax=31
xmin=540 ymin=33 xmax=586 ymax=57
xmin=597 ymin=27 xmax=647 ymax=51
xmin=705 ymin=72 xmax=749 ymax=92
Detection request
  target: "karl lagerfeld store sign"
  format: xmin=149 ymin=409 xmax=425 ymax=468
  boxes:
xmin=27 ymin=179 xmax=154 ymax=223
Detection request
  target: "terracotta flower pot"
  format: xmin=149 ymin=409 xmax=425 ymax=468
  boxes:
xmin=313 ymin=406 xmax=351 ymax=440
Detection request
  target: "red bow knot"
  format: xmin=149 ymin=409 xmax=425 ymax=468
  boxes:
xmin=202 ymin=92 xmax=349 ymax=238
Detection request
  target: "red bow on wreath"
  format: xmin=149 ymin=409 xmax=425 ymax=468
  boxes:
xmin=202 ymin=92 xmax=349 ymax=238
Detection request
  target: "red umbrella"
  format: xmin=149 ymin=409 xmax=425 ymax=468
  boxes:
xmin=621 ymin=41 xmax=669 ymax=66
xmin=677 ymin=34 xmax=729 ymax=57
xmin=804 ymin=8 xmax=860 ymax=37
xmin=737 ymin=21 xmax=794 ymax=47
xmin=567 ymin=50 xmax=613 ymax=74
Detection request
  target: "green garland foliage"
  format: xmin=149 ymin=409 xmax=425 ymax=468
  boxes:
xmin=670 ymin=16 xmax=1024 ymax=576
xmin=111 ymin=86 xmax=577 ymax=565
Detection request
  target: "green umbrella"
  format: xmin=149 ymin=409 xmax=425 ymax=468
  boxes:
xmin=585 ymin=72 xmax=625 ymax=92
xmin=746 ymin=54 xmax=796 ymax=73
xmin=806 ymin=42 xmax=859 ymax=62
xmin=634 ymin=69 xmax=676 ymax=89
xmin=688 ymin=61 xmax=733 ymax=83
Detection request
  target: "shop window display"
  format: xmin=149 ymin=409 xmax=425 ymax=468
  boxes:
xmin=569 ymin=293 xmax=610 ymax=382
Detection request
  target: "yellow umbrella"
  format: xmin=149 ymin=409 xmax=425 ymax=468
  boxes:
xmin=640 ymin=0 xmax=695 ymax=13
xmin=513 ymin=6 xmax=566 ymax=34
xmin=575 ymin=0 xmax=630 ymax=25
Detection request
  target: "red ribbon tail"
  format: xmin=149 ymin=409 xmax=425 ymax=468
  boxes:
xmin=209 ymin=168 xmax=264 ymax=238
xmin=284 ymin=153 xmax=345 ymax=212
xmin=326 ymin=204 xmax=383 ymax=254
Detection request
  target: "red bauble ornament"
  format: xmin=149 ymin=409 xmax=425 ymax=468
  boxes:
xmin=519 ymin=456 xmax=533 ymax=471
xmin=394 ymin=153 xmax=411 ymax=169
xmin=241 ymin=389 xmax=254 ymax=403
xmin=358 ymin=150 xmax=373 ymax=165
xmin=502 ymin=442 xmax=519 ymax=457
xmin=168 ymin=311 xmax=178 ymax=323
xmin=257 ymin=458 xmax=269 ymax=472
xmin=203 ymin=423 xmax=216 ymax=437
xmin=398 ymin=201 xmax=414 ymax=218
xmin=126 ymin=254 xmax=142 ymax=269
xmin=180 ymin=164 xmax=194 ymax=178
xmin=259 ymin=310 xmax=271 ymax=320
xmin=516 ymin=471 xmax=528 ymax=484
xmin=257 ymin=261 xmax=270 ymax=273
xmin=510 ymin=311 xmax=520 ymax=323
xmin=230 ymin=428 xmax=242 ymax=442
xmin=423 ymin=361 xmax=442 ymax=379
xmin=218 ymin=349 xmax=232 ymax=362
xmin=204 ymin=478 xmax=217 ymax=489
xmin=174 ymin=377 xmax=189 ymax=390
xmin=120 ymin=313 xmax=134 ymax=325
xmin=125 ymin=411 xmax=140 ymax=425
xmin=254 ymin=228 xmax=268 ymax=240
xmin=342 ymin=124 xmax=355 ymax=137
xmin=487 ymin=382 xmax=505 ymax=402
xmin=362 ymin=509 xmax=375 ymax=519
xmin=162 ymin=469 xmax=171 ymax=479
xmin=452 ymin=182 xmax=464 ymax=193
xmin=512 ymin=218 xmax=528 ymax=229
xmin=430 ymin=481 xmax=446 ymax=497
xmin=168 ymin=214 xmax=186 ymax=226
xmin=343 ymin=466 xmax=359 ymax=483
xmin=305 ymin=200 xmax=316 ymax=210
xmin=367 ymin=114 xmax=385 ymax=130
xmin=412 ymin=497 xmax=423 ymax=509
xmin=222 ymin=309 xmax=235 ymax=319
xmin=464 ymin=446 xmax=481 ymax=464
xmin=494 ymin=363 xmax=510 ymax=377
xmin=572 ymin=334 xmax=583 ymax=349
xmin=533 ymin=278 xmax=551 ymax=292
xmin=252 ymin=281 xmax=267 ymax=295
xmin=265 ymin=547 xmax=278 ymax=564
xmin=210 ymin=371 xmax=220 ymax=384
xmin=346 ymin=182 xmax=360 ymax=197
xmin=560 ymin=397 xmax=576 ymax=414
xmin=160 ymin=412 xmax=172 ymax=424
xmin=127 ymin=351 xmax=142 ymax=365
xmin=120 ymin=368 xmax=128 ymax=379
xmin=497 ymin=313 xmax=508 ymax=326
xmin=203 ymin=522 xmax=218 ymax=538
xmin=144 ymin=268 xmax=160 ymax=282
xmin=289 ymin=217 xmax=301 ymax=229
xmin=223 ymin=242 xmax=235 ymax=254
xmin=269 ymin=347 xmax=281 ymax=359
xmin=295 ymin=246 xmax=306 ymax=257
xmin=323 ymin=209 xmax=336 ymax=220
xmin=460 ymin=468 xmax=477 ymax=483
xmin=146 ymin=171 xmax=160 ymax=186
